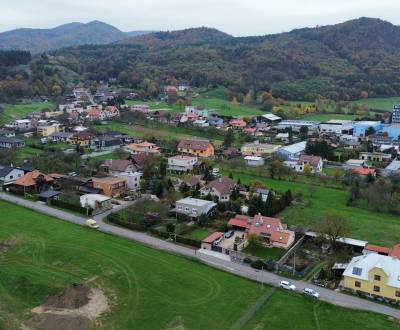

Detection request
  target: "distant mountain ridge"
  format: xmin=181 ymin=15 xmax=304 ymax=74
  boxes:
xmin=0 ymin=21 xmax=152 ymax=54
xmin=2 ymin=17 xmax=400 ymax=102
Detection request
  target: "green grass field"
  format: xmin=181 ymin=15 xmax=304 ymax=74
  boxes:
xmin=0 ymin=102 xmax=54 ymax=125
xmin=352 ymin=97 xmax=400 ymax=111
xmin=223 ymin=170 xmax=400 ymax=247
xmin=93 ymin=121 xmax=223 ymax=143
xmin=0 ymin=202 xmax=397 ymax=329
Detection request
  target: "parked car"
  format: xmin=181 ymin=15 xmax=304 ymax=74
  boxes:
xmin=86 ymin=219 xmax=99 ymax=229
xmin=224 ymin=230 xmax=234 ymax=238
xmin=279 ymin=280 xmax=296 ymax=291
xmin=302 ymin=288 xmax=320 ymax=299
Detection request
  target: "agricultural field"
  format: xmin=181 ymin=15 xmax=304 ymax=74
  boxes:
xmin=352 ymin=97 xmax=400 ymax=111
xmin=0 ymin=102 xmax=54 ymax=125
xmin=0 ymin=201 xmax=397 ymax=329
xmin=222 ymin=170 xmax=400 ymax=247
xmin=93 ymin=121 xmax=223 ymax=143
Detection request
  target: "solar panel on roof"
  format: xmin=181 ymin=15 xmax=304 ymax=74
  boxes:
xmin=352 ymin=267 xmax=362 ymax=276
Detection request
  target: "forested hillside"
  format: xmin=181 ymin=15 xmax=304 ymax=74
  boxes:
xmin=2 ymin=18 xmax=400 ymax=103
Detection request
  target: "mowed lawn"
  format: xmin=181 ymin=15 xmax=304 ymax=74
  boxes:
xmin=0 ymin=102 xmax=54 ymax=125
xmin=0 ymin=202 xmax=397 ymax=329
xmin=224 ymin=171 xmax=400 ymax=247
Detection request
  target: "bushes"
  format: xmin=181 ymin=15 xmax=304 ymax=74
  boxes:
xmin=149 ymin=228 xmax=201 ymax=248
xmin=50 ymin=199 xmax=92 ymax=216
xmin=107 ymin=213 xmax=146 ymax=231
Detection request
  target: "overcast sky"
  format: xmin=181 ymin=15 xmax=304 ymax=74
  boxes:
xmin=1 ymin=0 xmax=400 ymax=36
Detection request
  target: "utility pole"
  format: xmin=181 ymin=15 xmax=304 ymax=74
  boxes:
xmin=293 ymin=252 xmax=296 ymax=276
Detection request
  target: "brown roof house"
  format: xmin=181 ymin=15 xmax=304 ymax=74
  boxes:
xmin=12 ymin=170 xmax=54 ymax=195
xmin=101 ymin=159 xmax=138 ymax=175
xmin=91 ymin=177 xmax=128 ymax=197
xmin=200 ymin=176 xmax=236 ymax=202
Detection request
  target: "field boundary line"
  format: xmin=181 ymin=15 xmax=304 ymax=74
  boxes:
xmin=230 ymin=288 xmax=276 ymax=330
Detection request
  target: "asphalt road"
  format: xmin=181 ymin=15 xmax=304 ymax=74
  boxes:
xmin=1 ymin=192 xmax=399 ymax=319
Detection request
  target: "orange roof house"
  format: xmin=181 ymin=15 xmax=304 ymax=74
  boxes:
xmin=91 ymin=177 xmax=128 ymax=197
xmin=351 ymin=167 xmax=376 ymax=177
xmin=230 ymin=119 xmax=247 ymax=128
xmin=228 ymin=214 xmax=295 ymax=249
xmin=12 ymin=170 xmax=54 ymax=194
xmin=124 ymin=141 xmax=160 ymax=155
xmin=177 ymin=139 xmax=214 ymax=158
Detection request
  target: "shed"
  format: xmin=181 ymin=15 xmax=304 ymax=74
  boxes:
xmin=38 ymin=190 xmax=60 ymax=203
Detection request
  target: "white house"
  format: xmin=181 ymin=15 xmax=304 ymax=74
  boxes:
xmin=11 ymin=119 xmax=32 ymax=132
xmin=80 ymin=194 xmax=112 ymax=213
xmin=174 ymin=197 xmax=217 ymax=218
xmin=285 ymin=154 xmax=323 ymax=173
xmin=0 ymin=166 xmax=25 ymax=188
xmin=115 ymin=172 xmax=142 ymax=191
xmin=244 ymin=155 xmax=265 ymax=167
xmin=168 ymin=155 xmax=198 ymax=172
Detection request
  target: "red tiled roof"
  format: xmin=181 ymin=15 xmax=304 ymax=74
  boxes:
xmin=351 ymin=167 xmax=376 ymax=176
xmin=389 ymin=244 xmax=400 ymax=259
xmin=298 ymin=154 xmax=322 ymax=167
xmin=365 ymin=244 xmax=391 ymax=255
xmin=13 ymin=170 xmax=54 ymax=187
xmin=202 ymin=232 xmax=224 ymax=244
xmin=228 ymin=217 xmax=249 ymax=228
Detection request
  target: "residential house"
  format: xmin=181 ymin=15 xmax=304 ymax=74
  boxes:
xmin=101 ymin=160 xmax=138 ymax=176
xmin=0 ymin=166 xmax=25 ymax=188
xmin=80 ymin=194 xmax=112 ymax=213
xmin=241 ymin=141 xmax=281 ymax=157
xmin=392 ymin=103 xmax=400 ymax=124
xmin=177 ymin=139 xmax=214 ymax=158
xmin=228 ymin=214 xmax=295 ymax=249
xmin=208 ymin=115 xmax=223 ymax=126
xmin=230 ymin=119 xmax=247 ymax=129
xmin=182 ymin=176 xmax=202 ymax=189
xmin=359 ymin=152 xmax=392 ymax=163
xmin=11 ymin=119 xmax=32 ymax=132
xmin=0 ymin=136 xmax=25 ymax=149
xmin=0 ymin=128 xmax=15 ymax=137
xmin=340 ymin=135 xmax=360 ymax=149
xmin=50 ymin=132 xmax=74 ymax=143
xmin=125 ymin=141 xmax=161 ymax=155
xmin=200 ymin=176 xmax=236 ymax=201
xmin=223 ymin=147 xmax=241 ymax=159
xmin=12 ymin=170 xmax=54 ymax=194
xmin=91 ymin=177 xmax=128 ymax=197
xmin=277 ymin=141 xmax=307 ymax=160
xmin=343 ymin=253 xmax=400 ymax=302
xmin=256 ymin=188 xmax=269 ymax=202
xmin=295 ymin=155 xmax=323 ymax=173
xmin=37 ymin=123 xmax=61 ymax=137
xmin=244 ymin=156 xmax=265 ymax=167
xmin=351 ymin=167 xmax=376 ymax=177
xmin=168 ymin=155 xmax=198 ymax=173
xmin=91 ymin=136 xmax=121 ymax=152
xmin=70 ymin=132 xmax=95 ymax=147
xmin=174 ymin=197 xmax=217 ymax=218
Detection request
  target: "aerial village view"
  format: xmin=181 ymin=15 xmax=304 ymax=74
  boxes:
xmin=0 ymin=1 xmax=400 ymax=329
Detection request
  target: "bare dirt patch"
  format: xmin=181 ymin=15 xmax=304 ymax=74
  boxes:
xmin=0 ymin=236 xmax=21 ymax=254
xmin=27 ymin=284 xmax=108 ymax=330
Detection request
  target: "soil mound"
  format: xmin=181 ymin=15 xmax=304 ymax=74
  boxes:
xmin=43 ymin=283 xmax=90 ymax=309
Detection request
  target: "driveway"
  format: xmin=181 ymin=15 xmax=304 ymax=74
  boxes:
xmin=1 ymin=192 xmax=399 ymax=319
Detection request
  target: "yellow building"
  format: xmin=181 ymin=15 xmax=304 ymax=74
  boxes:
xmin=177 ymin=139 xmax=214 ymax=158
xmin=241 ymin=141 xmax=281 ymax=156
xmin=343 ymin=253 xmax=400 ymax=301
xmin=37 ymin=124 xmax=61 ymax=137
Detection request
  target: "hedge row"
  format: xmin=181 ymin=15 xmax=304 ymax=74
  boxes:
xmin=149 ymin=228 xmax=201 ymax=248
xmin=107 ymin=214 xmax=146 ymax=231
xmin=50 ymin=199 xmax=92 ymax=216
